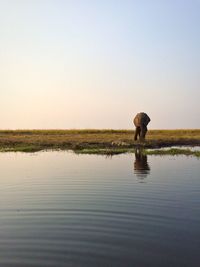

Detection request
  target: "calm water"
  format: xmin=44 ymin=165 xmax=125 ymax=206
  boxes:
xmin=0 ymin=151 xmax=199 ymax=267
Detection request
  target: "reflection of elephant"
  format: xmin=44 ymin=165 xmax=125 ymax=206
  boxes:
xmin=133 ymin=112 xmax=151 ymax=141
xmin=134 ymin=149 xmax=150 ymax=179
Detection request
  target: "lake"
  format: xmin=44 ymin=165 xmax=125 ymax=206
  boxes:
xmin=0 ymin=151 xmax=199 ymax=267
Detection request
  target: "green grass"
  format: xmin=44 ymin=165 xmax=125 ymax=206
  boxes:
xmin=74 ymin=148 xmax=200 ymax=157
xmin=0 ymin=129 xmax=199 ymax=154
xmin=0 ymin=145 xmax=45 ymax=153
xmin=145 ymin=148 xmax=200 ymax=157
xmin=74 ymin=147 xmax=135 ymax=155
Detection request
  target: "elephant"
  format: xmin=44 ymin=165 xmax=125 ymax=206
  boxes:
xmin=133 ymin=112 xmax=150 ymax=141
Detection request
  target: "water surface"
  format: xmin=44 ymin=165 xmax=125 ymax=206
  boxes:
xmin=0 ymin=151 xmax=199 ymax=266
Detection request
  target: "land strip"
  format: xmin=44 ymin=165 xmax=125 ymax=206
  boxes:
xmin=0 ymin=129 xmax=200 ymax=156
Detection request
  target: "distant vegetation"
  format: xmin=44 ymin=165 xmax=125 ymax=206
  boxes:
xmin=0 ymin=129 xmax=200 ymax=156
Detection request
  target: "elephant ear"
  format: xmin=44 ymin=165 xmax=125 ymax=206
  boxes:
xmin=146 ymin=114 xmax=151 ymax=124
xmin=140 ymin=113 xmax=150 ymax=126
xmin=133 ymin=115 xmax=140 ymax=126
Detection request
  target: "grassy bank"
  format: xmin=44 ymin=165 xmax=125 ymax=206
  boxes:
xmin=145 ymin=148 xmax=200 ymax=158
xmin=0 ymin=129 xmax=200 ymax=155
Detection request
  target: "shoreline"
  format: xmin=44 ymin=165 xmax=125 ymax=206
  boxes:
xmin=0 ymin=129 xmax=200 ymax=156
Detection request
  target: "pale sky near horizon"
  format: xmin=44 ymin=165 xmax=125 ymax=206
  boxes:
xmin=1 ymin=0 xmax=200 ymax=129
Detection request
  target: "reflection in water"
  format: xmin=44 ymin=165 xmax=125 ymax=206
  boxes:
xmin=134 ymin=149 xmax=150 ymax=179
xmin=0 ymin=152 xmax=200 ymax=267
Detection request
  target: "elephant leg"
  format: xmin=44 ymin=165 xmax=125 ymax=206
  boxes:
xmin=138 ymin=127 xmax=141 ymax=138
xmin=134 ymin=127 xmax=141 ymax=141
xmin=134 ymin=127 xmax=138 ymax=141
xmin=140 ymin=125 xmax=147 ymax=141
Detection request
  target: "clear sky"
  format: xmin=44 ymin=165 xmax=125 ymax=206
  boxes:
xmin=1 ymin=0 xmax=200 ymax=129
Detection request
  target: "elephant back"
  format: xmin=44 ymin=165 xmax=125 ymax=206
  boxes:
xmin=134 ymin=112 xmax=150 ymax=127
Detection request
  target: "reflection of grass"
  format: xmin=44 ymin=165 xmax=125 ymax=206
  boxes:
xmin=0 ymin=129 xmax=200 ymax=154
xmin=146 ymin=148 xmax=200 ymax=157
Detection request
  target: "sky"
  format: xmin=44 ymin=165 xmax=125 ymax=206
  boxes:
xmin=0 ymin=0 xmax=200 ymax=129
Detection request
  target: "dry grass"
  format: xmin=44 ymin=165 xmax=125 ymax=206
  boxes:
xmin=0 ymin=129 xmax=200 ymax=153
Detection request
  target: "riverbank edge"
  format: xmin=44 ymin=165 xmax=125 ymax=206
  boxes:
xmin=0 ymin=142 xmax=200 ymax=157
xmin=0 ymin=129 xmax=200 ymax=156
